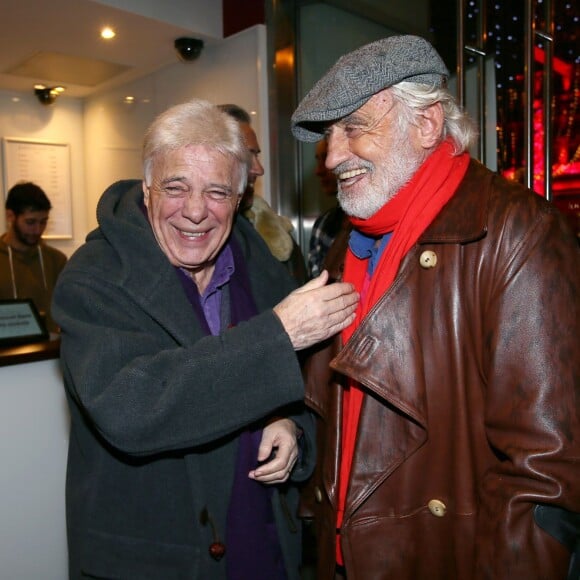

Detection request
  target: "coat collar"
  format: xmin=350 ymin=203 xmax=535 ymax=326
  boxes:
xmin=92 ymin=180 xmax=232 ymax=347
xmin=92 ymin=180 xmax=284 ymax=349
xmin=419 ymin=159 xmax=491 ymax=244
xmin=331 ymin=159 xmax=493 ymax=421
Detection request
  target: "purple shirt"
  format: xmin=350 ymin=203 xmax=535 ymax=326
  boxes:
xmin=183 ymin=244 xmax=235 ymax=336
xmin=176 ymin=238 xmax=286 ymax=579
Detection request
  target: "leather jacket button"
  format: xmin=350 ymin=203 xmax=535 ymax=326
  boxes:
xmin=428 ymin=499 xmax=446 ymax=517
xmin=314 ymin=486 xmax=323 ymax=503
xmin=419 ymin=250 xmax=437 ymax=269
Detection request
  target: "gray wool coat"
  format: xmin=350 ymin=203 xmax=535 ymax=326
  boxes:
xmin=52 ymin=180 xmax=315 ymax=580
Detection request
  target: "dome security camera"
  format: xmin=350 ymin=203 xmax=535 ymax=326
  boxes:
xmin=34 ymin=85 xmax=65 ymax=105
xmin=174 ymin=37 xmax=204 ymax=62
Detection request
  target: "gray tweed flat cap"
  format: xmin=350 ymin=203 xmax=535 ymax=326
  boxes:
xmin=291 ymin=35 xmax=449 ymax=142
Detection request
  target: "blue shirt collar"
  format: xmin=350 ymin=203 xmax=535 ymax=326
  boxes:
xmin=349 ymin=229 xmax=392 ymax=276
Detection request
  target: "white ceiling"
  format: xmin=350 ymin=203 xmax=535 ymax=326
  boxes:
xmin=0 ymin=0 xmax=430 ymax=100
xmin=0 ymin=0 xmax=222 ymax=98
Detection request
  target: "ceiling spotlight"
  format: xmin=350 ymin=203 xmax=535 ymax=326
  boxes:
xmin=101 ymin=26 xmax=116 ymax=40
xmin=34 ymin=85 xmax=65 ymax=105
xmin=174 ymin=37 xmax=204 ymax=61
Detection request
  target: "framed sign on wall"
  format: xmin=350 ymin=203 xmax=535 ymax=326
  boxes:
xmin=2 ymin=137 xmax=73 ymax=239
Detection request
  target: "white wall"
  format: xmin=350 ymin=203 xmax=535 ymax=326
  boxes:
xmin=0 ymin=25 xmax=268 ymax=252
xmin=0 ymin=358 xmax=69 ymax=580
xmin=0 ymin=92 xmax=87 ymax=257
xmin=83 ymin=24 xmax=270 ymax=232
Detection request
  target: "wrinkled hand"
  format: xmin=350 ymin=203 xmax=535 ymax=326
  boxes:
xmin=249 ymin=418 xmax=300 ymax=484
xmin=274 ymin=270 xmax=359 ymax=351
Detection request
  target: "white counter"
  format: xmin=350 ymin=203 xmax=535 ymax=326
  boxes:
xmin=0 ymin=357 xmax=69 ymax=580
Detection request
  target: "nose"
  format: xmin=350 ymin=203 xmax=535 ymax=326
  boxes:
xmin=32 ymin=222 xmax=46 ymax=236
xmin=325 ymin=130 xmax=349 ymax=172
xmin=250 ymin=154 xmax=264 ymax=178
xmin=182 ymin=191 xmax=209 ymax=222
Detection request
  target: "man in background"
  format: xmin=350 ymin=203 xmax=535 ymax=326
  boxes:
xmin=219 ymin=104 xmax=307 ymax=283
xmin=0 ymin=181 xmax=67 ymax=333
xmin=307 ymin=138 xmax=348 ymax=279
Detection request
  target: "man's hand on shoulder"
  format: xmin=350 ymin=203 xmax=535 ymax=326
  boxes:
xmin=274 ymin=270 xmax=359 ymax=350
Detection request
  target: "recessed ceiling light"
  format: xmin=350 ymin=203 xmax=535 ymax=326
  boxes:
xmin=101 ymin=26 xmax=116 ymax=40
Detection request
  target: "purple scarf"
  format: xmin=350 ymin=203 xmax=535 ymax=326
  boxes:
xmin=176 ymin=235 xmax=286 ymax=580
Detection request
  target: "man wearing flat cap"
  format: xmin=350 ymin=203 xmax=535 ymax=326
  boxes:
xmin=292 ymin=35 xmax=580 ymax=580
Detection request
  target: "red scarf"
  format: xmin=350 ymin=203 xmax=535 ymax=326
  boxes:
xmin=336 ymin=139 xmax=469 ymax=561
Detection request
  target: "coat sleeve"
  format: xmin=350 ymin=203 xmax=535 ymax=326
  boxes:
xmin=280 ymin=403 xmax=316 ymax=484
xmin=52 ymin=266 xmax=306 ymax=458
xmin=476 ymin=199 xmax=580 ymax=578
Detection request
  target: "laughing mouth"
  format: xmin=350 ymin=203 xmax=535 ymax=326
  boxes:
xmin=180 ymin=230 xmax=207 ymax=238
xmin=338 ymin=167 xmax=368 ymax=180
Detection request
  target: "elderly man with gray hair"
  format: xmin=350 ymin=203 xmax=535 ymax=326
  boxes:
xmin=292 ymin=35 xmax=579 ymax=580
xmin=52 ymin=98 xmax=359 ymax=580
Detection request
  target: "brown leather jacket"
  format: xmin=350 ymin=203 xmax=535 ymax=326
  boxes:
xmin=302 ymin=160 xmax=580 ymax=580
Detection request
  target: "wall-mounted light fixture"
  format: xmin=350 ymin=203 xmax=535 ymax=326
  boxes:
xmin=34 ymin=84 xmax=65 ymax=105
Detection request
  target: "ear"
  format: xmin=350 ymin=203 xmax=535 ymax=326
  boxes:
xmin=415 ymin=103 xmax=444 ymax=149
xmin=142 ymin=181 xmax=150 ymax=208
xmin=5 ymin=209 xmax=15 ymax=225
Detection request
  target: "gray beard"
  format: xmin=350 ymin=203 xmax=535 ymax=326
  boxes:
xmin=337 ymin=138 xmax=427 ymax=220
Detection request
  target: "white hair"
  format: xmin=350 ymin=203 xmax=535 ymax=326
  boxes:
xmin=142 ymin=99 xmax=250 ymax=194
xmin=389 ymin=81 xmax=478 ymax=154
